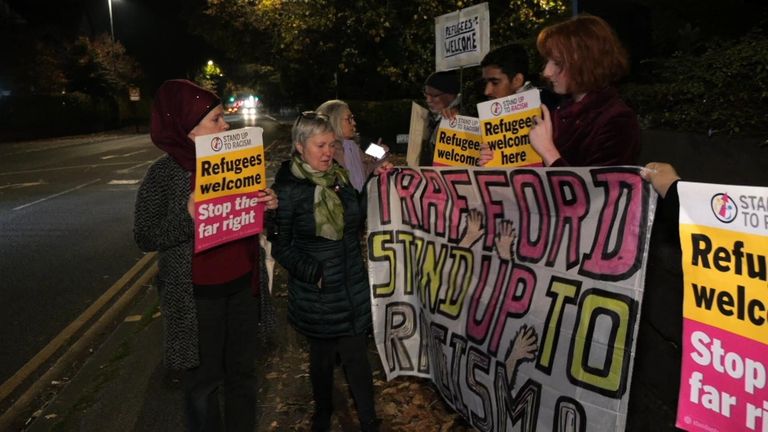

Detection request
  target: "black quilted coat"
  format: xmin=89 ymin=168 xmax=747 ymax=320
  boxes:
xmin=269 ymin=160 xmax=372 ymax=338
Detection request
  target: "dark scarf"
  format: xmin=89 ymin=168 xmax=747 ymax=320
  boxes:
xmin=150 ymin=79 xmax=220 ymax=172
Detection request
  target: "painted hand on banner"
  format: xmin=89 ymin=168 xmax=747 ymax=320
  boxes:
xmin=505 ymin=325 xmax=539 ymax=386
xmin=458 ymin=209 xmax=485 ymax=248
xmin=495 ymin=220 xmax=517 ymax=261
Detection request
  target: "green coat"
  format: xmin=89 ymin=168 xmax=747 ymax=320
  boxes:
xmin=269 ymin=160 xmax=372 ymax=338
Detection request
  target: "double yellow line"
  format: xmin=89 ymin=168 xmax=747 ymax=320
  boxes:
xmin=0 ymin=253 xmax=158 ymax=429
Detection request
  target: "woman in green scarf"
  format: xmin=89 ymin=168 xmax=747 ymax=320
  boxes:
xmin=269 ymin=112 xmax=391 ymax=432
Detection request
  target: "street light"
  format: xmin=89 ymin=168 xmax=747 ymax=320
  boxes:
xmin=107 ymin=0 xmax=116 ymax=42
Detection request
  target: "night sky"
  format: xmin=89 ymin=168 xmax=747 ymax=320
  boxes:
xmin=6 ymin=0 xmax=220 ymax=89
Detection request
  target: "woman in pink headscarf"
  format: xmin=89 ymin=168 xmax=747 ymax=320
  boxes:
xmin=134 ymin=79 xmax=277 ymax=432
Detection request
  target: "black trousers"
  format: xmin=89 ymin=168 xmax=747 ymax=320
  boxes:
xmin=185 ymin=278 xmax=258 ymax=432
xmin=307 ymin=333 xmax=378 ymax=431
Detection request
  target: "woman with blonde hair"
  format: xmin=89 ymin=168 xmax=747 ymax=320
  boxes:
xmin=316 ymin=99 xmax=386 ymax=192
xmin=269 ymin=111 xmax=391 ymax=431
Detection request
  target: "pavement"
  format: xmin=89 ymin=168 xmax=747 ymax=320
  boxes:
xmin=14 ymin=262 xmax=470 ymax=432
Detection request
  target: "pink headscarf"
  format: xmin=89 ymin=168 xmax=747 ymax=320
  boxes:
xmin=150 ymin=79 xmax=220 ymax=171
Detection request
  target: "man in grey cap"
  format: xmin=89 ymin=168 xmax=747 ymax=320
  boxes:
xmin=421 ymin=70 xmax=460 ymax=165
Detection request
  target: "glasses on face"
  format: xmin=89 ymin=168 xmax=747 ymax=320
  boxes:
xmin=423 ymin=90 xmax=446 ymax=99
xmin=344 ymin=114 xmax=355 ymax=123
xmin=294 ymin=110 xmax=329 ymax=127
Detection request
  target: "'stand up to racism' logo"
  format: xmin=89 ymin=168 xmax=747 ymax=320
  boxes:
xmin=491 ymin=101 xmax=502 ymax=116
xmin=449 ymin=117 xmax=458 ymax=128
xmin=210 ymin=137 xmax=223 ymax=152
xmin=711 ymin=192 xmax=738 ymax=223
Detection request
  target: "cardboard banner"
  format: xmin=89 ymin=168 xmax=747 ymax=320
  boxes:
xmin=434 ymin=3 xmax=490 ymax=71
xmin=675 ymin=181 xmax=768 ymax=432
xmin=367 ymin=166 xmax=656 ymax=431
xmin=407 ymin=102 xmax=430 ymax=168
xmin=432 ymin=115 xmax=482 ymax=167
xmin=193 ymin=127 xmax=266 ymax=253
xmin=477 ymin=89 xmax=543 ymax=167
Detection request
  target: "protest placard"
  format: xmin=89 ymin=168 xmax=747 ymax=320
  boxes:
xmin=407 ymin=102 xmax=430 ymax=167
xmin=193 ymin=126 xmax=266 ymax=253
xmin=432 ymin=115 xmax=481 ymax=167
xmin=675 ymin=181 xmax=768 ymax=432
xmin=477 ymin=89 xmax=543 ymax=167
xmin=434 ymin=3 xmax=490 ymax=71
xmin=367 ymin=166 xmax=656 ymax=431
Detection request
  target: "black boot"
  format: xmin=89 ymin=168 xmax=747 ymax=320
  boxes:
xmin=360 ymin=417 xmax=381 ymax=432
xmin=311 ymin=412 xmax=331 ymax=432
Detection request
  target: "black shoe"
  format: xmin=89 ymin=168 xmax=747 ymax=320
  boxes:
xmin=311 ymin=413 xmax=331 ymax=432
xmin=360 ymin=418 xmax=381 ymax=432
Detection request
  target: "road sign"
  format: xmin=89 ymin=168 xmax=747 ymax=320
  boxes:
xmin=129 ymin=87 xmax=140 ymax=101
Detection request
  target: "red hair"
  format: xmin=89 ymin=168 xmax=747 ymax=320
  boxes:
xmin=537 ymin=14 xmax=628 ymax=93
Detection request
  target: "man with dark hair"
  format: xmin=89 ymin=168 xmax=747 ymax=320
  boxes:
xmin=480 ymin=43 xmax=560 ymax=111
xmin=480 ymin=43 xmax=532 ymax=99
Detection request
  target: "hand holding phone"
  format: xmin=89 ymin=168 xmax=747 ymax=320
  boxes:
xmin=365 ymin=142 xmax=387 ymax=160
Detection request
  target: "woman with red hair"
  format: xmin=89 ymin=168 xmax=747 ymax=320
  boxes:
xmin=529 ymin=14 xmax=640 ymax=167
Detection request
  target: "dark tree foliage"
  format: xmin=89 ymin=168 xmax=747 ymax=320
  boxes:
xmin=195 ymin=0 xmax=568 ymax=104
xmin=581 ymin=0 xmax=768 ymax=135
xmin=65 ymin=34 xmax=143 ymax=98
xmin=623 ymin=31 xmax=768 ymax=136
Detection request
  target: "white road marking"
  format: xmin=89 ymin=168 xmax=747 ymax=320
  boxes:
xmin=100 ymin=150 xmax=148 ymax=160
xmin=0 ymin=181 xmax=46 ymax=190
xmin=0 ymin=135 xmax=148 ymax=156
xmin=1 ymin=162 xmax=135 ymax=176
xmin=107 ymin=179 xmax=141 ymax=185
xmin=116 ymin=156 xmax=162 ymax=174
xmin=12 ymin=178 xmax=101 ymax=211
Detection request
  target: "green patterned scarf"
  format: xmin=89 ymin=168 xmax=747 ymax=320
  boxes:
xmin=290 ymin=154 xmax=350 ymax=240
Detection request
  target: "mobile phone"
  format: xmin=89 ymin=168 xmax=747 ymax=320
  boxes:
xmin=365 ymin=142 xmax=387 ymax=160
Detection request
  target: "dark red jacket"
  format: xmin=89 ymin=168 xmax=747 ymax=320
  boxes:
xmin=550 ymin=87 xmax=640 ymax=167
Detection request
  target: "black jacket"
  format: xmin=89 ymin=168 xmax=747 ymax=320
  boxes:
xmin=627 ymin=182 xmax=683 ymax=430
xmin=269 ymin=160 xmax=372 ymax=338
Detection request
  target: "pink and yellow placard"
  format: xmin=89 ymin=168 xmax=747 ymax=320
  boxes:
xmin=432 ymin=115 xmax=481 ymax=167
xmin=477 ymin=88 xmax=543 ymax=167
xmin=193 ymin=127 xmax=266 ymax=253
xmin=676 ymin=181 xmax=768 ymax=432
